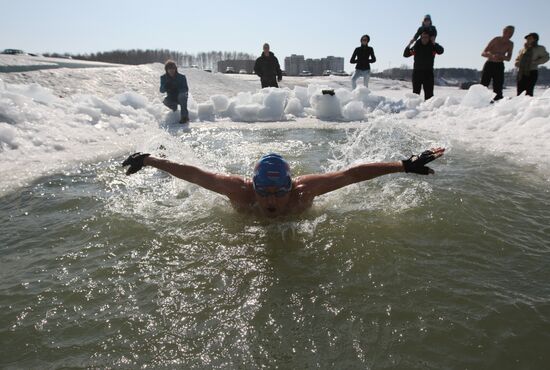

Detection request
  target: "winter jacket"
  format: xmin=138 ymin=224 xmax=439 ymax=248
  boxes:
xmin=403 ymin=40 xmax=444 ymax=70
xmin=515 ymin=45 xmax=550 ymax=70
xmin=350 ymin=45 xmax=376 ymax=70
xmin=160 ymin=72 xmax=189 ymax=100
xmin=413 ymin=25 xmax=437 ymax=40
xmin=254 ymin=52 xmax=282 ymax=81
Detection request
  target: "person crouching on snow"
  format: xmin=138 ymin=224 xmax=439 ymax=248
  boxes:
xmin=160 ymin=60 xmax=189 ymax=124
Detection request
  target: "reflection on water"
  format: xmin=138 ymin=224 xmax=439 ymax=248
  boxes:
xmin=1 ymin=122 xmax=550 ymax=368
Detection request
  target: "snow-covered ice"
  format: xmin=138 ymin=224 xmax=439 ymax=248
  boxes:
xmin=1 ymin=55 xmax=550 ymax=194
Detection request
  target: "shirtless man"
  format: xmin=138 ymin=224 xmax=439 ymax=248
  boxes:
xmin=122 ymin=149 xmax=445 ymax=218
xmin=481 ymin=26 xmax=515 ymax=101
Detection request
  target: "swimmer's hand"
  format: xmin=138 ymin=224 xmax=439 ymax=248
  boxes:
xmin=402 ymin=147 xmax=445 ymax=175
xmin=122 ymin=152 xmax=150 ymax=175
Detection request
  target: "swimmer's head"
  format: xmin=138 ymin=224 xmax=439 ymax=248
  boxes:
xmin=252 ymin=153 xmax=292 ymax=197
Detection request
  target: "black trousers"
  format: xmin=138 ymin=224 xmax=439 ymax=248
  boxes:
xmin=480 ymin=61 xmax=505 ymax=100
xmin=412 ymin=69 xmax=434 ymax=100
xmin=261 ymin=78 xmax=279 ymax=88
xmin=517 ymin=70 xmax=538 ymax=97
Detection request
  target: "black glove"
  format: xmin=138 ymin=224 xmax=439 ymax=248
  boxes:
xmin=278 ymin=76 xmax=282 ymax=82
xmin=402 ymin=149 xmax=441 ymax=175
xmin=122 ymin=152 xmax=150 ymax=175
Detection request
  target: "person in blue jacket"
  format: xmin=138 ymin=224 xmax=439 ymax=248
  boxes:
xmin=350 ymin=34 xmax=376 ymax=89
xmin=160 ymin=60 xmax=189 ymax=123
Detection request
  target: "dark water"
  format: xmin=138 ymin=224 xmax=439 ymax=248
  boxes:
xmin=1 ymin=122 xmax=549 ymax=369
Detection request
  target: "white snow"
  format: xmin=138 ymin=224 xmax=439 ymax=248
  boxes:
xmin=1 ymin=54 xmax=550 ymax=194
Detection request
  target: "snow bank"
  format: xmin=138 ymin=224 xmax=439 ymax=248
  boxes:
xmin=407 ymin=85 xmax=550 ymax=171
xmin=1 ymin=63 xmax=549 ymax=195
xmin=204 ymin=85 xmax=402 ymax=122
xmin=0 ymin=79 xmax=166 ymax=193
xmin=461 ymin=84 xmax=494 ymax=108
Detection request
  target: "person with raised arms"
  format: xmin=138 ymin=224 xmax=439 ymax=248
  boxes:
xmin=403 ymin=31 xmax=444 ymax=100
xmin=122 ymin=148 xmax=445 ymax=218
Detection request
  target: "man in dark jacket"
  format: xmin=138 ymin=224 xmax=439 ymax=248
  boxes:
xmin=350 ymin=34 xmax=376 ymax=89
xmin=160 ymin=60 xmax=189 ymax=123
xmin=254 ymin=43 xmax=283 ymax=88
xmin=403 ymin=31 xmax=444 ymax=100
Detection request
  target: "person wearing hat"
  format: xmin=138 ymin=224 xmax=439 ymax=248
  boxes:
xmin=403 ymin=31 xmax=445 ymax=100
xmin=410 ymin=14 xmax=437 ymax=45
xmin=515 ymin=33 xmax=549 ymax=96
xmin=121 ymin=148 xmax=445 ymax=218
xmin=254 ymin=43 xmax=283 ymax=88
xmin=350 ymin=34 xmax=377 ymax=89
xmin=160 ymin=60 xmax=189 ymax=123
xmin=480 ymin=26 xmax=515 ymax=101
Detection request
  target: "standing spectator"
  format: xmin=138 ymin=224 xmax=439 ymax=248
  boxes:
xmin=160 ymin=60 xmax=189 ymax=124
xmin=410 ymin=14 xmax=437 ymax=44
xmin=480 ymin=26 xmax=515 ymax=101
xmin=350 ymin=34 xmax=377 ymax=89
xmin=515 ymin=33 xmax=549 ymax=96
xmin=403 ymin=31 xmax=444 ymax=100
xmin=254 ymin=43 xmax=283 ymax=88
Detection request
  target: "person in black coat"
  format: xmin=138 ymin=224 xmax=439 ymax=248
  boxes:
xmin=350 ymin=34 xmax=376 ymax=89
xmin=403 ymin=31 xmax=444 ymax=100
xmin=254 ymin=43 xmax=283 ymax=88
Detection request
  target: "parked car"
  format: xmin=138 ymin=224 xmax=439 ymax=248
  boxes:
xmin=203 ymin=69 xmax=212 ymax=73
xmin=299 ymin=70 xmax=313 ymax=77
xmin=281 ymin=70 xmax=287 ymax=76
xmin=190 ymin=65 xmax=199 ymax=69
xmin=238 ymin=69 xmax=248 ymax=74
xmin=460 ymin=81 xmax=478 ymax=90
xmin=332 ymin=71 xmax=349 ymax=76
xmin=322 ymin=70 xmax=332 ymax=76
xmin=225 ymin=66 xmax=236 ymax=74
xmin=1 ymin=49 xmax=25 ymax=55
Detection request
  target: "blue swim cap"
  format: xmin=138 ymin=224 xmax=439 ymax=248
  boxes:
xmin=253 ymin=153 xmax=292 ymax=192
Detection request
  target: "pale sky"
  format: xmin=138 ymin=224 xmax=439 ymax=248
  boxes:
xmin=1 ymin=0 xmax=549 ymax=71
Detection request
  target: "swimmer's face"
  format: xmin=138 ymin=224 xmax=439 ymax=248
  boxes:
xmin=254 ymin=186 xmax=291 ymax=217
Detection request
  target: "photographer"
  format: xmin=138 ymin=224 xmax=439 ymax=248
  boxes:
xmin=160 ymin=60 xmax=189 ymax=123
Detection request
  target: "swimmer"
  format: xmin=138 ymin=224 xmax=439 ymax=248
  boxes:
xmin=122 ymin=148 xmax=445 ymax=218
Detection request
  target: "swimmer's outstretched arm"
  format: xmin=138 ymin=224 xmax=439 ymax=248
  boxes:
xmin=123 ymin=153 xmax=245 ymax=198
xmin=298 ymin=147 xmax=445 ymax=197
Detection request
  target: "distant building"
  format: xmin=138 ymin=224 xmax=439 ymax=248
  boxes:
xmin=284 ymin=54 xmax=306 ymax=76
xmin=284 ymin=54 xmax=344 ymax=76
xmin=217 ymin=60 xmax=255 ymax=73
